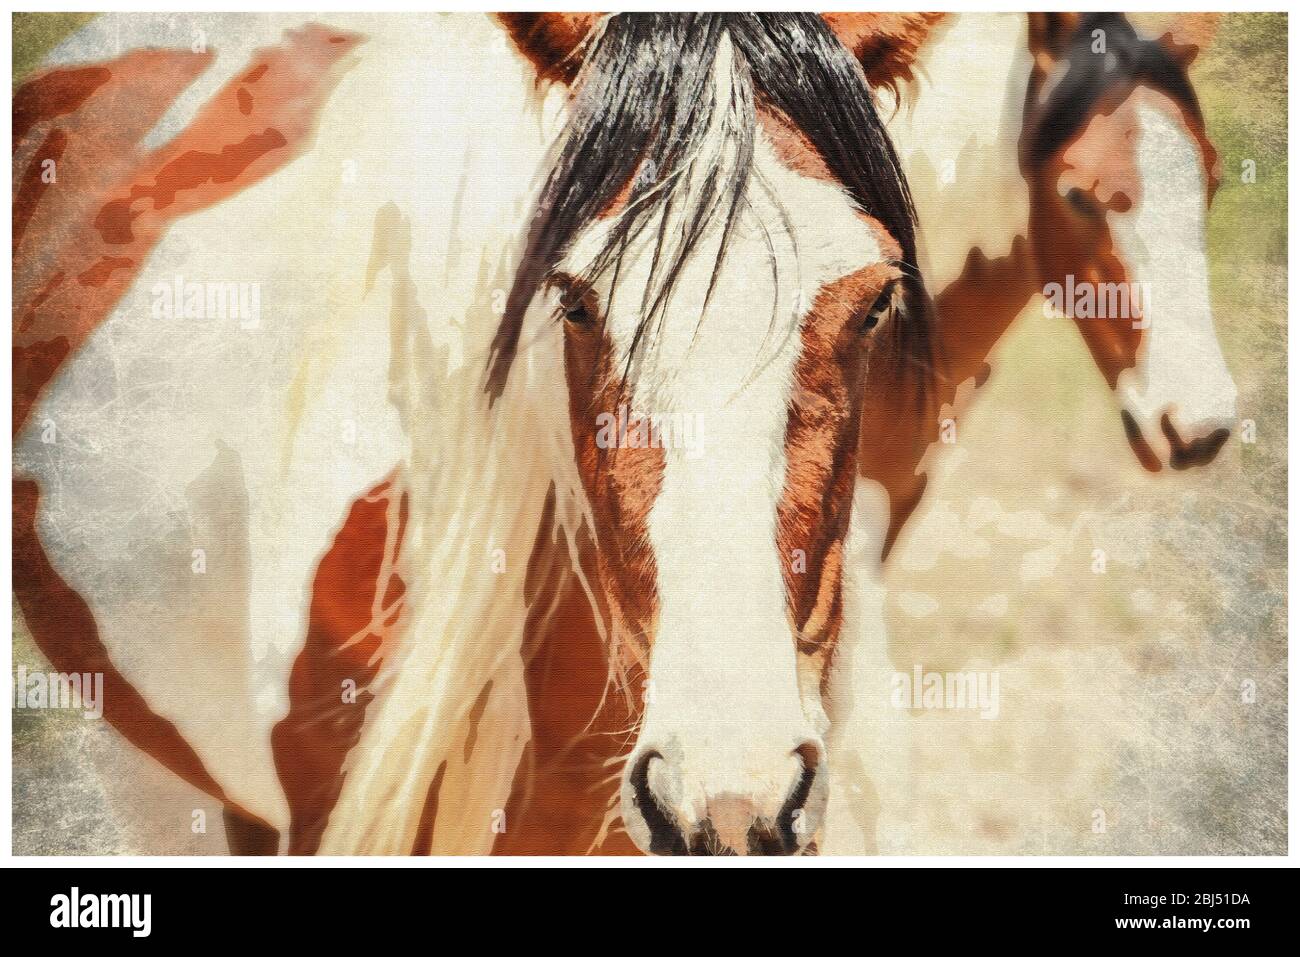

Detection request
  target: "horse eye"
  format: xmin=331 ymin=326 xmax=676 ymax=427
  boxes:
xmin=859 ymin=286 xmax=895 ymax=334
xmin=562 ymin=299 xmax=593 ymax=327
xmin=555 ymin=282 xmax=596 ymax=328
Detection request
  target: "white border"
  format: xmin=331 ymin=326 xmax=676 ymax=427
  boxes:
xmin=3 ymin=0 xmax=1294 ymax=867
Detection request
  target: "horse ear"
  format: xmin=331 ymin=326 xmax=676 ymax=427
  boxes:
xmin=494 ymin=13 xmax=603 ymax=84
xmin=1026 ymin=12 xmax=1083 ymax=67
xmin=822 ymin=13 xmax=947 ymax=93
xmin=1129 ymin=13 xmax=1221 ymax=67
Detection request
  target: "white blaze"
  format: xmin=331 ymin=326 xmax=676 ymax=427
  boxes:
xmin=1113 ymin=99 xmax=1237 ymax=445
xmin=563 ymin=34 xmax=885 ymax=829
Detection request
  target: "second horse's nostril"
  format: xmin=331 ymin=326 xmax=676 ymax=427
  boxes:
xmin=1161 ymin=413 xmax=1231 ymax=470
xmin=629 ymin=751 xmax=688 ymax=856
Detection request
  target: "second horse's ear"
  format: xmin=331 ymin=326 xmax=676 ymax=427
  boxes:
xmin=822 ymin=13 xmax=947 ymax=93
xmin=1128 ymin=12 xmax=1221 ymax=68
xmin=494 ymin=13 xmax=603 ymax=85
xmin=1026 ymin=12 xmax=1083 ymax=62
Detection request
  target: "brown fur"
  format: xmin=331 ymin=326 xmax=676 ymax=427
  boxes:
xmin=822 ymin=13 xmax=948 ymax=95
xmin=493 ymin=12 xmax=603 ymax=84
xmin=558 ymin=277 xmax=664 ymax=672
xmin=496 ymin=12 xmax=947 ymax=95
xmin=779 ymin=263 xmax=897 ymax=660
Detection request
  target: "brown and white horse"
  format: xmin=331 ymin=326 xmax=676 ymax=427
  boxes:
xmin=12 ymin=12 xmax=1236 ymax=856
xmin=864 ymin=11 xmax=1235 ymax=558
xmin=1024 ymin=12 xmax=1235 ymax=470
xmin=489 ymin=12 xmax=939 ymax=856
xmin=496 ymin=11 xmax=1239 ymax=855
xmin=832 ymin=10 xmax=1236 ymax=853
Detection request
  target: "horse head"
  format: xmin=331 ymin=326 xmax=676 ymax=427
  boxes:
xmin=1022 ymin=12 xmax=1236 ymax=471
xmin=494 ymin=12 xmax=935 ymax=854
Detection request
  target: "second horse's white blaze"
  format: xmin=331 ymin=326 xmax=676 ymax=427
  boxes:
xmin=1113 ymin=96 xmax=1237 ymax=452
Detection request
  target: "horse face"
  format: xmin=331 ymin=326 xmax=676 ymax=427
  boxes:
xmin=1028 ymin=41 xmax=1236 ymax=471
xmin=495 ymin=13 xmax=925 ymax=856
xmin=552 ymin=126 xmax=901 ymax=857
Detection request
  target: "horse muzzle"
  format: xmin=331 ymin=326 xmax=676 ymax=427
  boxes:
xmin=621 ymin=741 xmax=827 ymax=856
xmin=1121 ymin=406 xmax=1234 ymax=472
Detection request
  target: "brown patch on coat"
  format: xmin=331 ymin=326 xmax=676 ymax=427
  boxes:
xmin=12 ymin=26 xmax=365 ymax=440
xmin=859 ymin=237 xmax=1043 ymax=560
xmin=494 ymin=13 xmax=603 ymax=85
xmin=779 ymin=263 xmax=896 ymax=656
xmin=558 ymin=278 xmax=664 ymax=670
xmin=271 ymin=477 xmax=408 ymax=855
xmin=494 ymin=490 xmax=641 ymax=855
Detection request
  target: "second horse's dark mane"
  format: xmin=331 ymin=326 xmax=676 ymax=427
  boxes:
xmin=1022 ymin=12 xmax=1205 ymax=170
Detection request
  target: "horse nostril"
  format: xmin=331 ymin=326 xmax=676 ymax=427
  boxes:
xmin=793 ymin=740 xmax=824 ymax=774
xmin=1161 ymin=413 xmax=1232 ymax=470
xmin=627 ymin=744 xmax=827 ymax=856
xmin=745 ymin=742 xmax=825 ymax=855
xmin=780 ymin=742 xmax=823 ymax=844
xmin=629 ymin=751 xmax=688 ymax=856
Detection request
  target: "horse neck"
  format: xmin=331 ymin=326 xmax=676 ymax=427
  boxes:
xmin=861 ymin=12 xmax=1044 ymax=558
xmin=895 ymin=9 xmax=1044 ymax=413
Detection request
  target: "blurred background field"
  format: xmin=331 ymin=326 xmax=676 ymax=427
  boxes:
xmin=872 ymin=11 xmax=1286 ymax=853
xmin=11 ymin=12 xmax=1287 ymax=854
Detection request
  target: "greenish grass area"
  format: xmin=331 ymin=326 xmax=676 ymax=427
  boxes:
xmin=13 ymin=12 xmax=97 ymax=86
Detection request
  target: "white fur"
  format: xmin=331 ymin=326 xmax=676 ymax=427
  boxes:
xmin=821 ymin=479 xmax=905 ymax=854
xmin=885 ymin=13 xmax=1032 ymax=290
xmin=1113 ymin=100 xmax=1237 ymax=452
xmin=23 ymin=13 xmax=589 ymax=854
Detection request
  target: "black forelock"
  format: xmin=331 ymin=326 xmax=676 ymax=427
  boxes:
xmin=485 ymin=12 xmax=930 ymax=401
xmin=1023 ymin=12 xmax=1204 ymax=171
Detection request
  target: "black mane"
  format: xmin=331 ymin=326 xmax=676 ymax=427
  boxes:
xmin=1022 ymin=12 xmax=1205 ymax=170
xmin=485 ymin=12 xmax=929 ymax=400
